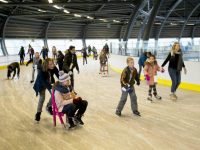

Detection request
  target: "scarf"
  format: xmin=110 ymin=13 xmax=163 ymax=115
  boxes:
xmin=170 ymin=49 xmax=183 ymax=72
xmin=54 ymin=84 xmax=72 ymax=94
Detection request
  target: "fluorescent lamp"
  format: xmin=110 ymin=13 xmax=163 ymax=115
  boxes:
xmin=113 ymin=20 xmax=120 ymax=22
xmin=0 ymin=0 xmax=8 ymax=3
xmin=170 ymin=23 xmax=177 ymax=25
xmin=99 ymin=19 xmax=106 ymax=21
xmin=87 ymin=16 xmax=94 ymax=19
xmin=38 ymin=9 xmax=46 ymax=12
xmin=74 ymin=14 xmax=81 ymax=17
xmin=53 ymin=5 xmax=61 ymax=9
xmin=64 ymin=9 xmax=70 ymax=13
xmin=181 ymin=21 xmax=184 ymax=22
xmin=187 ymin=24 xmax=194 ymax=25
xmin=48 ymin=0 xmax=53 ymax=3
xmin=155 ymin=23 xmax=161 ymax=25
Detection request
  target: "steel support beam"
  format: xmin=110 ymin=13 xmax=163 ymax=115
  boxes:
xmin=143 ymin=0 xmax=163 ymax=41
xmin=123 ymin=0 xmax=148 ymax=41
xmin=178 ymin=2 xmax=200 ymax=41
xmin=119 ymin=25 xmax=125 ymax=41
xmin=0 ymin=1 xmax=134 ymax=6
xmin=155 ymin=0 xmax=182 ymax=40
xmin=0 ymin=17 xmax=9 ymax=56
xmin=82 ymin=25 xmax=88 ymax=48
xmin=44 ymin=21 xmax=51 ymax=50
xmin=191 ymin=26 xmax=196 ymax=39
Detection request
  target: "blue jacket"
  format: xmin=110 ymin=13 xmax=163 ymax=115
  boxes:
xmin=138 ymin=52 xmax=148 ymax=67
xmin=33 ymin=66 xmax=59 ymax=96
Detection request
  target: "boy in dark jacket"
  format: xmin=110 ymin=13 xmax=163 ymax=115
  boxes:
xmin=116 ymin=57 xmax=140 ymax=117
xmin=7 ymin=62 xmax=20 ymax=79
xmin=138 ymin=52 xmax=151 ymax=80
xmin=63 ymin=46 xmax=80 ymax=94
xmin=18 ymin=46 xmax=25 ymax=65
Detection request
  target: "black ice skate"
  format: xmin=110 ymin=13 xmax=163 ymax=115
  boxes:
xmin=146 ymin=94 xmax=153 ymax=103
xmin=74 ymin=114 xmax=84 ymax=125
xmin=133 ymin=110 xmax=141 ymax=117
xmin=30 ymin=80 xmax=34 ymax=83
xmin=115 ymin=110 xmax=121 ymax=117
xmin=154 ymin=94 xmax=162 ymax=100
xmin=45 ymin=106 xmax=53 ymax=115
xmin=35 ymin=112 xmax=41 ymax=123
xmin=68 ymin=118 xmax=77 ymax=129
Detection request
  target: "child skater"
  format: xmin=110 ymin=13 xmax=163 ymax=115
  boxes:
xmin=143 ymin=55 xmax=165 ymax=103
xmin=115 ymin=57 xmax=140 ymax=117
xmin=52 ymin=71 xmax=88 ymax=128
xmin=33 ymin=58 xmax=59 ymax=123
xmin=26 ymin=52 xmax=42 ymax=83
xmin=99 ymin=50 xmax=107 ymax=74
xmin=7 ymin=62 xmax=20 ymax=79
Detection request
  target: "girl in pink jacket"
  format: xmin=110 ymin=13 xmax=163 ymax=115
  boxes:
xmin=52 ymin=71 xmax=88 ymax=129
xmin=143 ymin=55 xmax=164 ymax=103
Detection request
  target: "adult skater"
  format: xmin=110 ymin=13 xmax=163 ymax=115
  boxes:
xmin=115 ymin=57 xmax=140 ymax=117
xmin=161 ymin=42 xmax=187 ymax=100
xmin=33 ymin=58 xmax=59 ymax=122
xmin=26 ymin=52 xmax=42 ymax=83
xmin=27 ymin=45 xmax=34 ymax=60
xmin=52 ymin=46 xmax=57 ymax=59
xmin=81 ymin=46 xmax=87 ymax=65
xmin=45 ymin=46 xmax=49 ymax=58
xmin=53 ymin=71 xmax=88 ymax=128
xmin=7 ymin=62 xmax=20 ymax=79
xmin=104 ymin=43 xmax=109 ymax=56
xmin=57 ymin=51 xmax=64 ymax=71
xmin=138 ymin=52 xmax=151 ymax=80
xmin=18 ymin=46 xmax=25 ymax=65
xmin=63 ymin=46 xmax=80 ymax=95
xmin=40 ymin=46 xmax=47 ymax=60
xmin=88 ymin=45 xmax=91 ymax=56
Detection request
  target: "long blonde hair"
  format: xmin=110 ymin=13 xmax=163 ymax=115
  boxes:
xmin=171 ymin=42 xmax=180 ymax=52
xmin=42 ymin=58 xmax=54 ymax=72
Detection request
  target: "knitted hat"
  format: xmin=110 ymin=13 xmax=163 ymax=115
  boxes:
xmin=59 ymin=71 xmax=70 ymax=82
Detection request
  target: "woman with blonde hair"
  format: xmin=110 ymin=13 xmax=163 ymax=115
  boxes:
xmin=161 ymin=42 xmax=187 ymax=100
xmin=33 ymin=58 xmax=59 ymax=123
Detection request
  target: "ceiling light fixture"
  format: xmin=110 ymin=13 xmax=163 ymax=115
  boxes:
xmin=99 ymin=19 xmax=106 ymax=21
xmin=87 ymin=16 xmax=94 ymax=19
xmin=64 ymin=9 xmax=70 ymax=13
xmin=170 ymin=23 xmax=177 ymax=25
xmin=53 ymin=5 xmax=61 ymax=9
xmin=0 ymin=0 xmax=8 ymax=3
xmin=38 ymin=9 xmax=46 ymax=12
xmin=155 ymin=23 xmax=161 ymax=25
xmin=48 ymin=0 xmax=53 ymax=3
xmin=74 ymin=14 xmax=81 ymax=17
xmin=113 ymin=20 xmax=120 ymax=22
xmin=186 ymin=24 xmax=194 ymax=25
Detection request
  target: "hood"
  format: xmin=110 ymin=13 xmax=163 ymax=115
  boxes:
xmin=144 ymin=60 xmax=157 ymax=66
xmin=65 ymin=49 xmax=69 ymax=54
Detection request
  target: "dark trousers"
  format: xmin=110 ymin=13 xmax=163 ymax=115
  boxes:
xmin=20 ymin=55 xmax=24 ymax=64
xmin=53 ymin=53 xmax=57 ymax=59
xmin=58 ymin=63 xmax=63 ymax=71
xmin=70 ymin=73 xmax=74 ymax=90
xmin=7 ymin=67 xmax=20 ymax=78
xmin=29 ymin=54 xmax=33 ymax=60
xmin=138 ymin=65 xmax=144 ymax=79
xmin=168 ymin=68 xmax=181 ymax=92
xmin=62 ymin=100 xmax=88 ymax=117
xmin=83 ymin=56 xmax=87 ymax=64
xmin=42 ymin=54 xmax=46 ymax=60
xmin=149 ymin=85 xmax=157 ymax=96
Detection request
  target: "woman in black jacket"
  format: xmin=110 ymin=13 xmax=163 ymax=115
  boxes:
xmin=57 ymin=51 xmax=64 ymax=71
xmin=33 ymin=58 xmax=59 ymax=123
xmin=18 ymin=46 xmax=25 ymax=65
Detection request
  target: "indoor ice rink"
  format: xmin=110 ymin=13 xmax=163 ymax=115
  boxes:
xmin=0 ymin=0 xmax=200 ymax=150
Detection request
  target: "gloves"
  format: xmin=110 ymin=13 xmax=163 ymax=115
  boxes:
xmin=146 ymin=75 xmax=150 ymax=81
xmin=125 ymin=86 xmax=133 ymax=94
xmin=73 ymin=98 xmax=79 ymax=104
xmin=183 ymin=67 xmax=187 ymax=74
xmin=161 ymin=68 xmax=165 ymax=73
xmin=77 ymin=71 xmax=80 ymax=74
xmin=77 ymin=97 xmax=82 ymax=102
xmin=137 ymin=81 xmax=140 ymax=86
xmin=68 ymin=71 xmax=73 ymax=75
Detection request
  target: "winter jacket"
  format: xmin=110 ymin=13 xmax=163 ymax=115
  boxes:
xmin=32 ymin=57 xmax=42 ymax=69
xmin=121 ymin=66 xmax=139 ymax=87
xmin=138 ymin=52 xmax=148 ymax=67
xmin=63 ymin=49 xmax=79 ymax=73
xmin=33 ymin=66 xmax=59 ymax=96
xmin=18 ymin=48 xmax=25 ymax=57
xmin=8 ymin=62 xmax=19 ymax=77
xmin=28 ymin=48 xmax=34 ymax=55
xmin=104 ymin=45 xmax=109 ymax=53
xmin=57 ymin=54 xmax=64 ymax=65
xmin=40 ymin=48 xmax=46 ymax=56
xmin=88 ymin=46 xmax=91 ymax=52
xmin=143 ymin=61 xmax=161 ymax=85
xmin=54 ymin=84 xmax=77 ymax=112
xmin=52 ymin=47 xmax=57 ymax=54
xmin=82 ymin=48 xmax=87 ymax=57
xmin=99 ymin=54 xmax=107 ymax=62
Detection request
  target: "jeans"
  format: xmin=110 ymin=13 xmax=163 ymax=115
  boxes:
xmin=83 ymin=56 xmax=87 ymax=64
xmin=32 ymin=68 xmax=39 ymax=81
xmin=138 ymin=65 xmax=144 ymax=79
xmin=29 ymin=54 xmax=33 ymax=60
xmin=37 ymin=86 xmax=52 ymax=112
xmin=168 ymin=67 xmax=181 ymax=93
xmin=20 ymin=55 xmax=24 ymax=64
xmin=62 ymin=100 xmax=88 ymax=117
xmin=116 ymin=86 xmax=138 ymax=112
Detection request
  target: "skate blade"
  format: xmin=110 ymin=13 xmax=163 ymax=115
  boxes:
xmin=134 ymin=114 xmax=141 ymax=117
xmin=45 ymin=110 xmax=53 ymax=116
xmin=35 ymin=121 xmax=39 ymax=124
xmin=155 ymin=98 xmax=162 ymax=100
xmin=146 ymin=100 xmax=152 ymax=103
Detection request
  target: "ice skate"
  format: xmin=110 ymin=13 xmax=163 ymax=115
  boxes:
xmin=30 ymin=80 xmax=34 ymax=83
xmin=35 ymin=112 xmax=41 ymax=123
xmin=68 ymin=118 xmax=77 ymax=129
xmin=154 ymin=94 xmax=162 ymax=100
xmin=45 ymin=106 xmax=53 ymax=115
xmin=170 ymin=93 xmax=177 ymax=100
xmin=133 ymin=110 xmax=141 ymax=117
xmin=115 ymin=110 xmax=121 ymax=117
xmin=74 ymin=114 xmax=84 ymax=126
xmin=146 ymin=94 xmax=153 ymax=103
